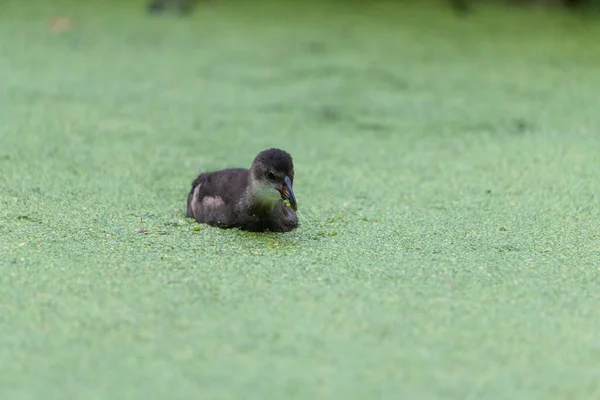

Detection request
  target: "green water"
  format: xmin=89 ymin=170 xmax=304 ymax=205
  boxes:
xmin=1 ymin=1 xmax=599 ymax=398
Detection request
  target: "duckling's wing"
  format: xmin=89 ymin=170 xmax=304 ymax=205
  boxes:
xmin=186 ymin=168 xmax=250 ymax=227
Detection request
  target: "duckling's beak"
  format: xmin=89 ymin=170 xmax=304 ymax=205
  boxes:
xmin=279 ymin=175 xmax=297 ymax=211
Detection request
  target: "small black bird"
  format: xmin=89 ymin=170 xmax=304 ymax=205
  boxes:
xmin=186 ymin=148 xmax=299 ymax=232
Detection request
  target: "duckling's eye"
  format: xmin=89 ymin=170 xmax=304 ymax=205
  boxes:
xmin=266 ymin=171 xmax=276 ymax=181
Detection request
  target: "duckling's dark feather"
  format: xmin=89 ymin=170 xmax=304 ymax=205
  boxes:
xmin=186 ymin=149 xmax=298 ymax=233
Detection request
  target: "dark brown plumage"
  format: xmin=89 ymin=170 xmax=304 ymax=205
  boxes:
xmin=186 ymin=148 xmax=298 ymax=232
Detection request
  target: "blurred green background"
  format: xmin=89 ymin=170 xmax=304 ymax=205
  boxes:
xmin=1 ymin=0 xmax=599 ymax=399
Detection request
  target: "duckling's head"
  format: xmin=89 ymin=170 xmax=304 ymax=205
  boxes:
xmin=250 ymin=148 xmax=297 ymax=211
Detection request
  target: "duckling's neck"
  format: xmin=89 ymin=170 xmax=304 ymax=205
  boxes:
xmin=247 ymin=178 xmax=280 ymax=213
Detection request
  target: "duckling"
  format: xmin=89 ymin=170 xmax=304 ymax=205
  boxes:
xmin=186 ymin=148 xmax=298 ymax=232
